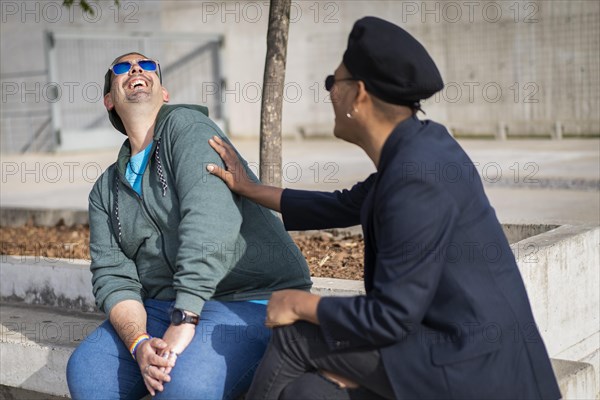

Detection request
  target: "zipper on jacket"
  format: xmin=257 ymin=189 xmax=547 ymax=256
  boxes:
xmin=117 ymin=169 xmax=175 ymax=274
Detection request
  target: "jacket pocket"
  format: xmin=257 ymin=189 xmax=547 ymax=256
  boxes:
xmin=431 ymin=339 xmax=509 ymax=399
xmin=431 ymin=338 xmax=502 ymax=366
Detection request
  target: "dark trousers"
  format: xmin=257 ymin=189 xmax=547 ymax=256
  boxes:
xmin=245 ymin=322 xmax=395 ymax=400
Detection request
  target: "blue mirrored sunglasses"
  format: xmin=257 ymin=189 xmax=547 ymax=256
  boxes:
xmin=110 ymin=59 xmax=159 ymax=75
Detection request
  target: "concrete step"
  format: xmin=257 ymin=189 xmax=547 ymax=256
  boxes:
xmin=552 ymin=359 xmax=599 ymax=400
xmin=0 ymin=385 xmax=66 ymax=400
xmin=0 ymin=302 xmax=597 ymax=399
xmin=0 ymin=303 xmax=102 ymax=398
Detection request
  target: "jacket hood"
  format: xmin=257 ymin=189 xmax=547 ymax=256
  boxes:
xmin=153 ymin=104 xmax=209 ymax=140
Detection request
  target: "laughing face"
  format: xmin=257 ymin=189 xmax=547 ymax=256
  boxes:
xmin=104 ymin=53 xmax=169 ymax=113
xmin=125 ymin=74 xmax=152 ymax=101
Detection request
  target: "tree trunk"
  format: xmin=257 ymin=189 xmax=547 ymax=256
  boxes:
xmin=259 ymin=0 xmax=291 ymax=187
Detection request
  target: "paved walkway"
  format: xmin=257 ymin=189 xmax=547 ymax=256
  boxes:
xmin=1 ymin=137 xmax=598 ymax=225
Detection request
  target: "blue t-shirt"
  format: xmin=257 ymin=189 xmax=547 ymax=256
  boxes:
xmin=125 ymin=142 xmax=153 ymax=195
xmin=248 ymin=300 xmax=268 ymax=305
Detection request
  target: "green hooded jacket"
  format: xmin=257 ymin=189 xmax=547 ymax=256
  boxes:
xmin=89 ymin=104 xmax=312 ymax=316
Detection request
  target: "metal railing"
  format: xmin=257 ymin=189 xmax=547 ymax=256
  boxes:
xmin=0 ymin=30 xmax=224 ymax=154
xmin=0 ymin=70 xmax=54 ymax=153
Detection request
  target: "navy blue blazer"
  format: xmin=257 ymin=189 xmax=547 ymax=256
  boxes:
xmin=280 ymin=117 xmax=560 ymax=399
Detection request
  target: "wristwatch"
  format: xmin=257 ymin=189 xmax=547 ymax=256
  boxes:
xmin=170 ymin=308 xmax=199 ymax=326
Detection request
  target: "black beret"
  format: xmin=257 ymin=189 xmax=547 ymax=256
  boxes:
xmin=343 ymin=16 xmax=444 ymax=106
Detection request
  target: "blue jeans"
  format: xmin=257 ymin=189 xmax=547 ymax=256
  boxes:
xmin=67 ymin=299 xmax=271 ymax=400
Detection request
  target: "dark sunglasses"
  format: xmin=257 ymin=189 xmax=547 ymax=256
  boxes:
xmin=110 ymin=59 xmax=159 ymax=75
xmin=325 ymin=75 xmax=359 ymax=91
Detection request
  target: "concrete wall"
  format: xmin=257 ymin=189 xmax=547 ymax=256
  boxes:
xmin=1 ymin=1 xmax=599 ymax=153
xmin=0 ymin=257 xmax=96 ymax=312
xmin=0 ymin=1 xmax=163 ymax=153
xmin=159 ymin=0 xmax=600 ymax=139
xmin=513 ymin=224 xmax=600 ymax=375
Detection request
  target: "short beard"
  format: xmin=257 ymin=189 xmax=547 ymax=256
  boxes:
xmin=124 ymin=91 xmax=152 ymax=103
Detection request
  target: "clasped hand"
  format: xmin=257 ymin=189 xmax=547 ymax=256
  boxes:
xmin=136 ymin=323 xmax=195 ymax=396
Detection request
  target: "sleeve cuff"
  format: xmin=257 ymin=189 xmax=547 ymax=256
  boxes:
xmin=280 ymin=188 xmax=307 ymax=231
xmin=103 ymin=291 xmax=144 ymax=316
xmin=280 ymin=188 xmax=292 ymax=230
xmin=316 ymin=296 xmax=353 ymax=351
xmin=175 ymin=291 xmax=206 ymax=316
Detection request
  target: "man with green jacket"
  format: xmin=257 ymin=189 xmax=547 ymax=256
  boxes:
xmin=66 ymin=52 xmax=312 ymax=400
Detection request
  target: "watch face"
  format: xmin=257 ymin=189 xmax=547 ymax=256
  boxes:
xmin=171 ymin=309 xmax=185 ymax=325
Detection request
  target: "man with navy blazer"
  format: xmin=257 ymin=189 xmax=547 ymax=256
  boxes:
xmin=208 ymin=16 xmax=561 ymax=400
xmin=277 ymin=115 xmax=561 ymax=398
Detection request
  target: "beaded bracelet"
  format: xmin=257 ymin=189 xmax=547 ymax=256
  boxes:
xmin=129 ymin=333 xmax=151 ymax=360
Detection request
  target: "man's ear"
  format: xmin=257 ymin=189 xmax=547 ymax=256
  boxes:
xmin=104 ymin=93 xmax=114 ymax=111
xmin=354 ymin=81 xmax=369 ymax=109
xmin=162 ymin=87 xmax=170 ymax=103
